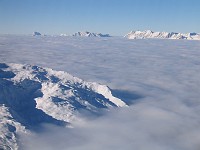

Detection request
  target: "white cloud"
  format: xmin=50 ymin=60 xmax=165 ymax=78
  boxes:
xmin=1 ymin=35 xmax=200 ymax=150
xmin=19 ymin=95 xmax=200 ymax=150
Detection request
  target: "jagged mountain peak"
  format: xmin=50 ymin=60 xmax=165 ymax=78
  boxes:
xmin=125 ymin=30 xmax=200 ymax=40
xmin=72 ymin=31 xmax=111 ymax=37
xmin=32 ymin=32 xmax=41 ymax=36
xmin=0 ymin=63 xmax=126 ymax=149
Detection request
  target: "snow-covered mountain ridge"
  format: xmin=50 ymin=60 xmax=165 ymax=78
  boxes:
xmin=125 ymin=30 xmax=200 ymax=40
xmin=72 ymin=31 xmax=111 ymax=37
xmin=0 ymin=63 xmax=126 ymax=149
xmin=61 ymin=31 xmax=111 ymax=37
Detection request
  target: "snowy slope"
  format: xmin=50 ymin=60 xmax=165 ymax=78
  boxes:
xmin=125 ymin=30 xmax=200 ymax=40
xmin=0 ymin=63 xmax=126 ymax=149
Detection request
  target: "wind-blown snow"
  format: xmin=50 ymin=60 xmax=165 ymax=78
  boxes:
xmin=125 ymin=30 xmax=200 ymax=40
xmin=0 ymin=35 xmax=200 ymax=150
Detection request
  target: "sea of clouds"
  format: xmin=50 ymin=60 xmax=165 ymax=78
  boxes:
xmin=19 ymin=96 xmax=200 ymax=150
xmin=1 ymin=35 xmax=200 ymax=150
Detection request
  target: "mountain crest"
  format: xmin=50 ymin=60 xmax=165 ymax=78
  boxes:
xmin=0 ymin=63 xmax=126 ymax=149
xmin=72 ymin=31 xmax=111 ymax=37
xmin=125 ymin=30 xmax=200 ymax=40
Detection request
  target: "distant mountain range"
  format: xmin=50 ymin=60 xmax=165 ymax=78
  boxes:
xmin=33 ymin=31 xmax=111 ymax=37
xmin=124 ymin=30 xmax=200 ymax=40
xmin=33 ymin=30 xmax=200 ymax=40
xmin=60 ymin=31 xmax=111 ymax=37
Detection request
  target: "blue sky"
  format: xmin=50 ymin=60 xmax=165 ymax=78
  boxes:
xmin=0 ymin=0 xmax=199 ymax=35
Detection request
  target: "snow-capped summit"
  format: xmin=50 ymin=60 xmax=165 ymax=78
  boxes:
xmin=32 ymin=31 xmax=42 ymax=36
xmin=0 ymin=63 xmax=126 ymax=149
xmin=125 ymin=30 xmax=200 ymax=40
xmin=72 ymin=31 xmax=111 ymax=37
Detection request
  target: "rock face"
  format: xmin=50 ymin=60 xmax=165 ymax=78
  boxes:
xmin=72 ymin=31 xmax=111 ymax=37
xmin=32 ymin=32 xmax=42 ymax=36
xmin=0 ymin=63 xmax=126 ymax=149
xmin=125 ymin=30 xmax=200 ymax=40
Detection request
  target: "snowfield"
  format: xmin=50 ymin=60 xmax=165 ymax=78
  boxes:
xmin=0 ymin=35 xmax=200 ymax=150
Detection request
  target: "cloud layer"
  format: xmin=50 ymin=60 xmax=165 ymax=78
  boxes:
xmin=1 ymin=36 xmax=200 ymax=150
xmin=19 ymin=95 xmax=200 ymax=150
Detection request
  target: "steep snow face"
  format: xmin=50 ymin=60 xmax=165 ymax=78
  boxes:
xmin=0 ymin=105 xmax=26 ymax=150
xmin=125 ymin=30 xmax=200 ymax=40
xmin=0 ymin=63 xmax=126 ymax=149
xmin=72 ymin=31 xmax=111 ymax=37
